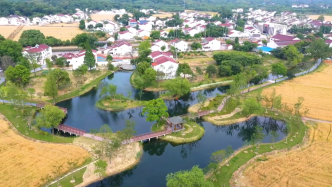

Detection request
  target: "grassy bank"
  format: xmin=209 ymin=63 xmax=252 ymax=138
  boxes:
xmin=96 ymin=95 xmax=147 ymax=111
xmin=51 ymin=71 xmax=113 ymax=103
xmin=49 ymin=167 xmax=87 ymax=187
xmin=208 ymin=113 xmax=306 ymax=186
xmin=0 ymin=104 xmax=74 ymax=143
xmin=151 ymin=122 xmax=205 ymax=144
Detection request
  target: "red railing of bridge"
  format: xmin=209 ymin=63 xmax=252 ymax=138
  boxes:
xmin=56 ymin=124 xmax=86 ymax=136
xmin=131 ymin=129 xmax=173 ymax=142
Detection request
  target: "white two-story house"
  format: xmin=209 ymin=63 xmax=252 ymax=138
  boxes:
xmin=170 ymin=38 xmax=188 ymax=52
xmin=22 ymin=44 xmax=52 ymax=65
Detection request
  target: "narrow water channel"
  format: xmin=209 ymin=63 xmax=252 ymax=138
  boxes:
xmin=56 ymin=72 xmax=286 ymax=187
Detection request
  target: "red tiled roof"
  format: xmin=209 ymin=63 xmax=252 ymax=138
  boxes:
xmin=204 ymin=37 xmax=215 ymax=42
xmin=274 ymin=40 xmax=301 ymax=46
xmin=152 ymin=56 xmax=177 ymax=66
xmin=150 ymin=51 xmax=172 ymax=58
xmin=25 ymin=44 xmax=50 ymax=53
xmin=325 ymin=40 xmax=332 ymax=44
xmin=271 ymin=34 xmax=296 ymax=41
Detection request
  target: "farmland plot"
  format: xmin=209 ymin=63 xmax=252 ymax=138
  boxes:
xmin=0 ymin=115 xmax=90 ymax=187
xmin=241 ymin=122 xmax=332 ymax=187
xmin=262 ymin=63 xmax=332 ymax=121
xmin=0 ymin=26 xmax=18 ymax=38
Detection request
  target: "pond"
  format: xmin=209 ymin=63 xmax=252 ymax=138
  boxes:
xmin=56 ymin=72 xmax=286 ymax=187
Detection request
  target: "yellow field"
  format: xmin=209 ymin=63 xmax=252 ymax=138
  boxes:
xmin=262 ymin=63 xmax=332 ymax=121
xmin=0 ymin=26 xmax=18 ymax=38
xmin=309 ymin=15 xmax=332 ymax=22
xmin=91 ymin=14 xmax=116 ymax=22
xmin=0 ymin=116 xmax=90 ymax=187
xmin=152 ymin=12 xmax=174 ymax=18
xmin=13 ymin=25 xmax=84 ymax=41
xmin=241 ymin=122 xmax=332 ymax=187
xmin=185 ymin=10 xmax=219 ymax=16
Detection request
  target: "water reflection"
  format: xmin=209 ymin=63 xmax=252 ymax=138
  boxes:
xmin=89 ymin=116 xmax=286 ymax=187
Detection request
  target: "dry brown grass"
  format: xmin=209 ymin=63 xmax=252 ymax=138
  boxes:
xmin=152 ymin=12 xmax=174 ymax=18
xmin=26 ymin=69 xmax=108 ymax=99
xmin=241 ymin=122 xmax=332 ymax=187
xmin=0 ymin=115 xmax=90 ymax=187
xmin=90 ymin=14 xmax=116 ymax=22
xmin=262 ymin=63 xmax=332 ymax=121
xmin=0 ymin=26 xmax=18 ymax=38
xmin=13 ymin=25 xmax=84 ymax=41
xmin=309 ymin=15 xmax=332 ymax=22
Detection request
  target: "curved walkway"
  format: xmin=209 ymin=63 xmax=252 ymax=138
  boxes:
xmin=302 ymin=117 xmax=332 ymax=124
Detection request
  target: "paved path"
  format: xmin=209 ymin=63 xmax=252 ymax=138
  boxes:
xmin=302 ymin=117 xmax=332 ymax=124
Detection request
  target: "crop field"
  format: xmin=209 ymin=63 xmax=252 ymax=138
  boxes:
xmin=309 ymin=15 xmax=332 ymax=22
xmin=0 ymin=26 xmax=18 ymax=38
xmin=91 ymin=14 xmax=116 ymax=21
xmin=0 ymin=116 xmax=90 ymax=187
xmin=262 ymin=63 xmax=332 ymax=121
xmin=152 ymin=12 xmax=174 ymax=18
xmin=13 ymin=25 xmax=84 ymax=41
xmin=241 ymin=122 xmax=332 ymax=187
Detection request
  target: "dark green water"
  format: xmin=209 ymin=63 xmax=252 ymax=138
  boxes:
xmin=56 ymin=72 xmax=286 ymax=187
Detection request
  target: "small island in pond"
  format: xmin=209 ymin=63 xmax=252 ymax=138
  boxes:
xmin=152 ymin=116 xmax=205 ymax=144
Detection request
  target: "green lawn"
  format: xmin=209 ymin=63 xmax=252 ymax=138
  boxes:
xmin=201 ymin=94 xmax=226 ymax=111
xmin=52 ymin=71 xmax=113 ymax=103
xmin=96 ymin=94 xmax=147 ymax=111
xmin=0 ymin=104 xmax=75 ymax=143
xmin=151 ymin=122 xmax=205 ymax=144
xmin=49 ymin=167 xmax=87 ymax=187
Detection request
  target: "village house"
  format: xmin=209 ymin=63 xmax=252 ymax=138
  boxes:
xmin=59 ymin=50 xmax=97 ymax=70
xmin=170 ymin=39 xmax=188 ymax=52
xmin=160 ymin=30 xmax=169 ymax=38
xmin=220 ymin=44 xmax=233 ymax=51
xmin=0 ymin=17 xmax=9 ymax=25
xmin=148 ymin=51 xmax=173 ymax=61
xmin=267 ymin=34 xmax=301 ymax=48
xmin=137 ymin=30 xmax=150 ymax=38
xmin=128 ymin=19 xmax=138 ymax=27
xmin=152 ymin=40 xmax=169 ymax=51
xmin=118 ymin=31 xmax=135 ymax=40
xmin=152 ymin=56 xmax=178 ymax=79
xmin=98 ymin=40 xmax=133 ymax=56
xmin=201 ymin=37 xmax=221 ymax=51
xmin=22 ymin=44 xmax=52 ymax=65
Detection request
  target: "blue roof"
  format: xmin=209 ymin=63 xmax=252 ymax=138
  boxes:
xmin=139 ymin=20 xmax=148 ymax=24
xmin=257 ymin=46 xmax=273 ymax=52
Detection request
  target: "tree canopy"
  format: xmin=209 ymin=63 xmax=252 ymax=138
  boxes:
xmin=165 ymin=77 xmax=191 ymax=97
xmin=35 ymin=105 xmax=66 ymax=133
xmin=5 ymin=65 xmax=30 ymax=86
xmin=83 ymin=41 xmax=96 ymax=70
xmin=51 ymin=69 xmax=70 ymax=89
xmin=18 ymin=30 xmax=45 ymax=47
xmin=166 ymin=165 xmax=213 ymax=187
xmin=143 ymin=98 xmax=169 ymax=126
xmin=71 ymin=33 xmax=98 ymax=49
xmin=44 ymin=73 xmax=58 ymax=103
xmin=0 ymin=39 xmax=23 ymax=62
xmin=306 ymin=39 xmax=331 ymax=61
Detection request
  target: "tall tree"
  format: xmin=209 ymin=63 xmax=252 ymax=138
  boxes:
xmin=306 ymin=39 xmax=331 ymax=61
xmin=0 ymin=39 xmax=23 ymax=62
xmin=165 ymin=77 xmax=191 ymax=97
xmin=83 ymin=41 xmax=96 ymax=70
xmin=44 ymin=73 xmax=58 ymax=103
xmin=143 ymin=98 xmax=169 ymax=127
xmin=136 ymin=61 xmax=151 ymax=75
xmin=166 ymin=165 xmax=213 ymax=187
xmin=242 ymin=97 xmax=262 ymax=117
xmin=51 ymin=69 xmax=70 ymax=89
xmin=118 ymin=120 xmax=136 ymax=142
xmin=251 ymin=125 xmax=265 ymax=152
xmin=79 ymin=20 xmax=85 ymax=30
xmin=206 ymin=65 xmax=217 ymax=78
xmin=5 ymin=65 xmax=30 ymax=86
xmin=284 ymin=45 xmax=303 ymax=68
xmin=18 ymin=30 xmax=45 ymax=47
xmin=271 ymin=62 xmax=287 ymax=83
xmin=143 ymin=68 xmax=157 ymax=86
xmin=35 ymin=105 xmax=66 ymax=134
